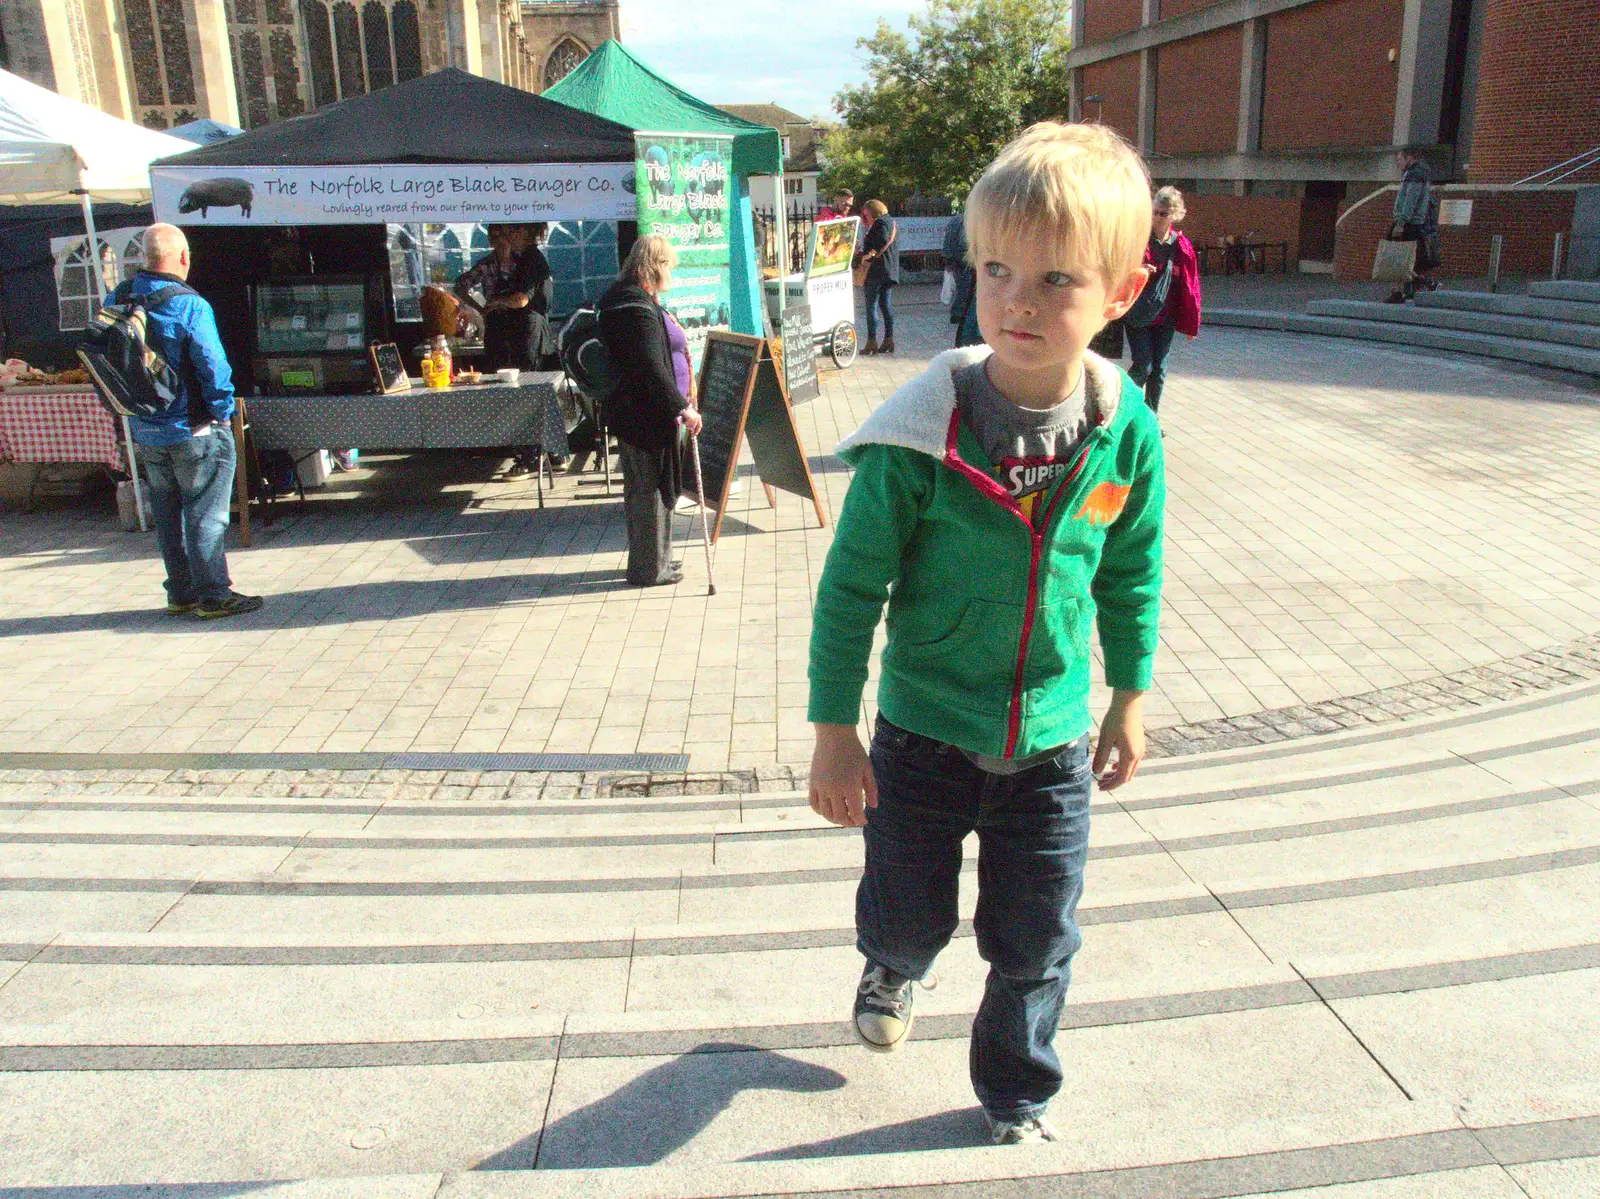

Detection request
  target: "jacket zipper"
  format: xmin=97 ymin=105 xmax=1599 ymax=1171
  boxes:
xmin=941 ymin=409 xmax=1096 ymax=759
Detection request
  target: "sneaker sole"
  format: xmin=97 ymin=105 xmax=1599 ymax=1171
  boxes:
xmin=196 ymin=605 xmax=262 ymax=620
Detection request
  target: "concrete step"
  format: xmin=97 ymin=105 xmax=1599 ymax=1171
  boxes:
xmin=1417 ymin=288 xmax=1600 ymax=326
xmin=1304 ymin=298 xmax=1600 ymax=349
xmin=1529 ymin=279 xmax=1600 ymax=304
xmin=1206 ymin=308 xmax=1600 ymax=376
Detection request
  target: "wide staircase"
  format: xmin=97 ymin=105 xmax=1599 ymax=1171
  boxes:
xmin=1217 ymin=280 xmax=1600 ymax=378
xmin=3 ymin=682 xmax=1600 ymax=1195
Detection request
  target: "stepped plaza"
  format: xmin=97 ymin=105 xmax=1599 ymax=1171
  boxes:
xmin=1 ymin=291 xmax=1598 ymax=1194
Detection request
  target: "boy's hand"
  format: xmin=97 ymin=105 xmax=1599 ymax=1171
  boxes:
xmin=1094 ymin=690 xmax=1146 ymax=790
xmin=810 ymin=723 xmax=878 ymax=827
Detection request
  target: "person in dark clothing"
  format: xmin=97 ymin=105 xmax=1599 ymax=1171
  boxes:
xmin=857 ymin=199 xmax=899 ymax=354
xmin=1386 ymin=151 xmax=1439 ymax=304
xmin=942 ymin=211 xmax=982 ymax=348
xmin=598 ymin=235 xmax=703 ymax=587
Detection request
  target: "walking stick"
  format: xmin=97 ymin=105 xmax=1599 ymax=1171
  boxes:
xmin=688 ymin=425 xmax=716 ymax=596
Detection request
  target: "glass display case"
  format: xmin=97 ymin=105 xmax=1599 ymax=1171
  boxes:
xmin=254 ymin=278 xmax=370 ymax=355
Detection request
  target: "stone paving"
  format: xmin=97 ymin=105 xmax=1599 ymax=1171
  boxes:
xmin=2 ymin=289 xmax=1599 ymax=772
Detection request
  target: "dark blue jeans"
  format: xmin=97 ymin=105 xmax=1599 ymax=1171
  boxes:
xmin=858 ymin=716 xmax=1093 ymax=1121
xmin=138 ymin=425 xmax=236 ymax=605
xmin=1125 ymin=321 xmax=1176 ymax=413
xmin=863 ymin=277 xmax=895 ymax=342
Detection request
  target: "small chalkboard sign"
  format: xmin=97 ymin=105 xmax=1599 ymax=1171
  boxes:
xmin=779 ymin=302 xmax=819 ymax=404
xmin=693 ymin=330 xmax=827 ymax=542
xmin=369 ymin=342 xmax=410 ymax=394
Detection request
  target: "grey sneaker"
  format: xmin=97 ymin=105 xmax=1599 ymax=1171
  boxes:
xmin=987 ymin=1112 xmax=1061 ymax=1145
xmin=853 ymin=962 xmax=916 ymax=1053
xmin=196 ymin=591 xmax=264 ymax=620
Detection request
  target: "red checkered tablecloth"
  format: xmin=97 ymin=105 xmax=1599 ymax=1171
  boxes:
xmin=0 ymin=389 xmax=126 ymax=473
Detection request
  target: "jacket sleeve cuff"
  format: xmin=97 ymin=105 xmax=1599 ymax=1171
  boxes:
xmin=1103 ymin=650 xmax=1154 ymax=692
xmin=807 ymin=681 xmax=863 ymax=727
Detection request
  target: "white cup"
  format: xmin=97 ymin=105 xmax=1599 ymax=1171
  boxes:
xmin=496 ymin=368 xmax=519 ymax=386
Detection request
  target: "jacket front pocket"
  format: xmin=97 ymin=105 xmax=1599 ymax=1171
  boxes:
xmin=890 ymin=598 xmax=1019 ymax=706
xmin=1025 ymin=596 xmax=1089 ymax=683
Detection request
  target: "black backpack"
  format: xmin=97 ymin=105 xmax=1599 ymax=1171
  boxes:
xmin=77 ymin=282 xmax=203 ymax=422
xmin=558 ymin=307 xmax=621 ymax=400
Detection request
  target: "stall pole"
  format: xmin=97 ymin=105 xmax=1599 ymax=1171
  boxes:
xmin=773 ymin=179 xmax=788 ymax=320
xmin=79 ymin=177 xmax=147 ymax=533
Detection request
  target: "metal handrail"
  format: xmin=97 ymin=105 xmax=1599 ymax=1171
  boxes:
xmin=1513 ymin=146 xmax=1600 ymax=187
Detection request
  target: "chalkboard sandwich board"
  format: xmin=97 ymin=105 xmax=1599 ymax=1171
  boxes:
xmin=693 ymin=330 xmax=828 ymax=542
xmin=778 ymin=302 xmax=819 ymax=404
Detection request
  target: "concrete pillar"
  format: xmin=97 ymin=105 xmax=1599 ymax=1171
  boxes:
xmin=449 ymin=0 xmax=484 ymax=74
xmin=478 ymin=0 xmax=507 ymax=83
xmin=1069 ymin=67 xmax=1083 ymax=124
xmin=1392 ymin=0 xmax=1454 ymax=147
xmin=84 ymin=0 xmax=135 ymax=120
xmin=184 ymin=0 xmax=239 ymax=125
xmin=1138 ymin=47 xmax=1157 ymax=153
xmin=1236 ymin=16 xmax=1266 ymax=153
xmin=1142 ymin=0 xmax=1160 ymax=24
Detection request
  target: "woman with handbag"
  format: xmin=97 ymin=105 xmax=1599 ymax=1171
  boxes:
xmin=855 ymin=200 xmax=899 ymax=354
xmin=1124 ymin=186 xmax=1202 ymax=415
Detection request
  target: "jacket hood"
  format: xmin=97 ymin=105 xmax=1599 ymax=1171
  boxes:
xmin=835 ymin=346 xmax=1127 ymax=465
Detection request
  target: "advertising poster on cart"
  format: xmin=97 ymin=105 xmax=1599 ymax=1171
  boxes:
xmin=635 ymin=133 xmax=733 ymax=373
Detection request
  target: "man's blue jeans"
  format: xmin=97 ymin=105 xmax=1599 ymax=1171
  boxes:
xmin=857 ymin=716 xmax=1093 ymax=1121
xmin=138 ymin=426 xmax=235 ymax=605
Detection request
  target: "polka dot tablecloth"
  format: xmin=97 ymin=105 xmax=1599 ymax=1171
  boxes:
xmin=247 ymin=373 xmax=567 ymax=452
xmin=0 ymin=389 xmax=126 ymax=472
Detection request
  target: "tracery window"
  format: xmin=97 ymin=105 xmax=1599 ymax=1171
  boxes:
xmin=543 ymin=37 xmax=587 ymax=90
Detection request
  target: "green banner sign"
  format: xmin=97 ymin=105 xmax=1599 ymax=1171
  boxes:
xmin=635 ymin=133 xmax=733 ymax=373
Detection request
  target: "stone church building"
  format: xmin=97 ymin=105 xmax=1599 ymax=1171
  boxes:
xmin=0 ymin=0 xmax=620 ymax=130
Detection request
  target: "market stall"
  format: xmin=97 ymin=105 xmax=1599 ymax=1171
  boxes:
xmin=147 ymin=70 xmax=638 ymax=486
xmin=763 ymin=215 xmax=862 ymax=377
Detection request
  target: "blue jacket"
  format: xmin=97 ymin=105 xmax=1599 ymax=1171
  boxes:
xmin=117 ymin=270 xmax=234 ymax=446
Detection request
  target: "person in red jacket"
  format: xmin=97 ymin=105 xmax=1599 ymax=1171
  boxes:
xmin=1123 ymin=186 xmax=1201 ymax=414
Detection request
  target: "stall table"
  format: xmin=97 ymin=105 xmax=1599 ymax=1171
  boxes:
xmin=0 ymin=386 xmax=132 ymax=513
xmin=245 ymin=372 xmax=572 ymax=505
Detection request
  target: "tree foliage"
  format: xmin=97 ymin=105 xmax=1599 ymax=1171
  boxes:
xmin=821 ymin=0 xmax=1073 ymax=207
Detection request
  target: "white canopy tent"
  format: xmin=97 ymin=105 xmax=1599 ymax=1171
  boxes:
xmin=0 ymin=69 xmax=191 ymax=531
xmin=0 ymin=68 xmax=193 ymax=296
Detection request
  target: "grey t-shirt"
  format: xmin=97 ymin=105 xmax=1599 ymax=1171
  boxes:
xmin=952 ymin=360 xmax=1100 ymax=775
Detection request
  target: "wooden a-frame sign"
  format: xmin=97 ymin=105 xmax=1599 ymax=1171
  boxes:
xmin=692 ymin=330 xmax=828 ymax=543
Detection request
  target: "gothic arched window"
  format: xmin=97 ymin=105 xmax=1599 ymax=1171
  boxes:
xmin=301 ymin=0 xmax=338 ymax=108
xmin=361 ymin=0 xmax=394 ymax=90
xmin=543 ymin=37 xmax=587 ymax=90
xmin=391 ymin=1 xmax=422 ymax=82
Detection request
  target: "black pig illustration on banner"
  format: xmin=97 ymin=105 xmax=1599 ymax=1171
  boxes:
xmin=177 ymin=178 xmax=254 ymax=218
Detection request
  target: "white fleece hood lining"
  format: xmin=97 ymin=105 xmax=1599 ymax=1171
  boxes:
xmin=835 ymin=347 xmax=1125 ymax=462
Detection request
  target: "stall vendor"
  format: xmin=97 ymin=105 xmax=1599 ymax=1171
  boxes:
xmin=453 ymin=224 xmax=554 ymax=371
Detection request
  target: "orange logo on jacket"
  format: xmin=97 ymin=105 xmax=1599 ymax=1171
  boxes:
xmin=1076 ymin=482 xmax=1131 ymax=526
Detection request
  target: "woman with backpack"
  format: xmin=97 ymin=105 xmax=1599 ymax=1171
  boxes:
xmin=1124 ymin=185 xmax=1202 ymax=416
xmin=598 ymin=236 xmax=703 ymax=588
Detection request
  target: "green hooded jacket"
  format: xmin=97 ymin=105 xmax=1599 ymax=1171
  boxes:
xmin=807 ymin=346 xmax=1165 ymax=760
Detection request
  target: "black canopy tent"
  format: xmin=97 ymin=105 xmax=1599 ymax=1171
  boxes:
xmin=148 ymin=69 xmax=640 ymax=392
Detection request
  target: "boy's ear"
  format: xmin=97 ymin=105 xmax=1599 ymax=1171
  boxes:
xmin=1102 ymin=266 xmax=1149 ymax=322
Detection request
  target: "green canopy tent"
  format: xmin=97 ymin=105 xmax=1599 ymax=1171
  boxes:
xmin=544 ymin=40 xmax=783 ymax=339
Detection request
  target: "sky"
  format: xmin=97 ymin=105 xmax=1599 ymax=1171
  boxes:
xmin=616 ymin=0 xmax=925 ymax=121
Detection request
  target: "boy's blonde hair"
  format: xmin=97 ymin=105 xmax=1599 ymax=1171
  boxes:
xmin=619 ymin=234 xmax=676 ymax=290
xmin=965 ymin=122 xmax=1152 ymax=284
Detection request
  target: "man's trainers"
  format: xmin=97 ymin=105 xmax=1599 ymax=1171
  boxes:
xmin=853 ymin=963 xmax=916 ymax=1053
xmin=196 ymin=591 xmax=264 ymax=619
xmin=165 ymin=600 xmax=198 ymax=616
xmin=987 ymin=1112 xmax=1061 ymax=1145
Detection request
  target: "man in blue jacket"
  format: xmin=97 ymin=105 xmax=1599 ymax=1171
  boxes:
xmin=121 ymin=224 xmax=261 ymax=618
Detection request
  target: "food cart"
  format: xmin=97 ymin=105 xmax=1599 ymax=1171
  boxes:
xmin=763 ymin=216 xmax=862 ymax=368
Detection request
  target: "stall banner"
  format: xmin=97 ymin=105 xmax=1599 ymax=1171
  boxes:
xmin=150 ymin=163 xmax=637 ymax=226
xmin=892 ymin=216 xmax=953 ymax=254
xmin=636 ymin=133 xmax=733 ymax=372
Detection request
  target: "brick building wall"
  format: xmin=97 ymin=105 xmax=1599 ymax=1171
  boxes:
xmin=1153 ymin=26 xmax=1241 ymax=155
xmin=1083 ymin=0 xmax=1141 ymax=45
xmin=1466 ymin=0 xmax=1600 ymax=183
xmin=1260 ymin=0 xmax=1403 ymax=151
xmin=1081 ymin=53 xmax=1141 ymax=146
xmin=1181 ymin=194 xmax=1304 ymax=264
xmin=1334 ymin=189 xmax=1578 ymax=278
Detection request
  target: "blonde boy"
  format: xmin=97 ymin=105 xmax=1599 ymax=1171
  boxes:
xmin=807 ymin=123 xmax=1164 ymax=1143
